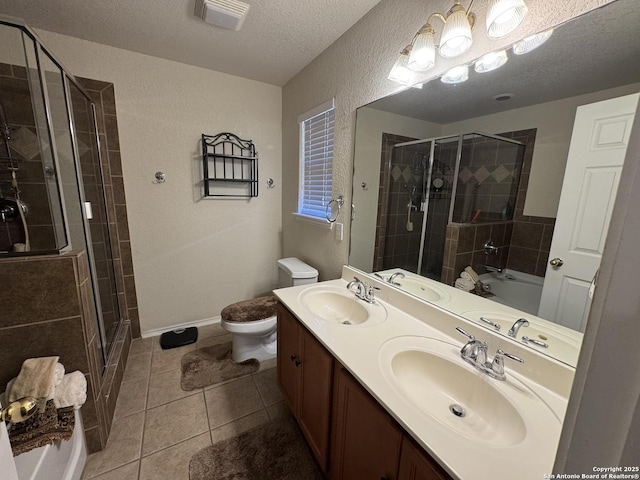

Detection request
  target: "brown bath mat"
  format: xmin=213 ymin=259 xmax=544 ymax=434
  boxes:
xmin=180 ymin=342 xmax=259 ymax=391
xmin=189 ymin=416 xmax=324 ymax=480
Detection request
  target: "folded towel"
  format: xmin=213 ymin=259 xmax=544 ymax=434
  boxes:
xmin=464 ymin=266 xmax=480 ymax=283
xmin=5 ymin=363 xmax=65 ymax=404
xmin=454 ymin=278 xmax=475 ymax=291
xmin=53 ymin=372 xmax=87 ymax=410
xmin=8 ymin=357 xmax=60 ymax=403
xmin=460 ymin=271 xmax=476 ymax=284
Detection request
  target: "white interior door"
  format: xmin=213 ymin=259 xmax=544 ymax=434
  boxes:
xmin=538 ymin=93 xmax=639 ymax=331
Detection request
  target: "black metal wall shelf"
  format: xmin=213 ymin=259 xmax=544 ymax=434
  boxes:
xmin=202 ymin=132 xmax=258 ymax=198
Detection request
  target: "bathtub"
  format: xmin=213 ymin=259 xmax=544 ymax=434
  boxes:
xmin=479 ymin=269 xmax=544 ymax=316
xmin=13 ymin=408 xmax=86 ymax=480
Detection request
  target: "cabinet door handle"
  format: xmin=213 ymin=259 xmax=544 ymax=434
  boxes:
xmin=290 ymin=354 xmax=297 ymax=361
xmin=294 ymin=360 xmax=302 ymax=367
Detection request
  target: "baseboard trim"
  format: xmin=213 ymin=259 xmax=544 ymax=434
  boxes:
xmin=141 ymin=316 xmax=221 ymax=338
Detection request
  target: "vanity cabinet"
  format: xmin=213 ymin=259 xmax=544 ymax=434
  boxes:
xmin=398 ymin=436 xmax=451 ymax=480
xmin=329 ymin=364 xmax=403 ymax=480
xmin=276 ymin=303 xmax=334 ymax=473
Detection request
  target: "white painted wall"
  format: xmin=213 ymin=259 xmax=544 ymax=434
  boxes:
xmin=443 ymin=83 xmax=640 ymax=218
xmin=281 ymin=0 xmax=611 ymax=280
xmin=350 ymin=107 xmax=441 ymax=271
xmin=32 ymin=30 xmax=282 ymax=335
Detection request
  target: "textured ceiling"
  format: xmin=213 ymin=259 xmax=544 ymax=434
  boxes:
xmin=367 ymin=0 xmax=640 ymax=124
xmin=0 ymin=0 xmax=381 ymax=86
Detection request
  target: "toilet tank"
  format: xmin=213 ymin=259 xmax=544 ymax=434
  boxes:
xmin=277 ymin=257 xmax=318 ymax=288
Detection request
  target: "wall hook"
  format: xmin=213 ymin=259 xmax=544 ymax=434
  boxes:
xmin=266 ymin=178 xmax=275 ymax=189
xmin=153 ymin=172 xmax=166 ymax=184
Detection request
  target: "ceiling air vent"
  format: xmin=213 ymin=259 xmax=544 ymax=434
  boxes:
xmin=194 ymin=0 xmax=250 ymax=31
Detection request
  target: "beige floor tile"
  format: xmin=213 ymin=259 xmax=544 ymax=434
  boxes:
xmin=196 ymin=332 xmax=233 ymax=349
xmin=266 ymin=400 xmax=291 ymax=421
xmin=139 ymin=432 xmax=211 ymax=480
xmin=129 ymin=337 xmax=153 ymax=356
xmin=142 ymin=392 xmax=208 ymax=456
xmin=258 ymin=357 xmax=277 ymax=372
xmin=209 ymin=409 xmax=270 ymax=444
xmin=147 ymin=367 xmax=201 ymax=409
xmin=252 ymin=367 xmax=283 ymax=406
xmin=197 ymin=322 xmax=227 ymax=340
xmin=85 ymin=461 xmax=139 ymax=480
xmin=114 ymin=379 xmax=148 ymax=419
xmin=83 ymin=412 xmax=144 ymax=478
xmin=150 ymin=344 xmax=196 ymax=376
xmin=204 ymin=376 xmax=264 ymax=429
xmin=122 ymin=352 xmax=151 ymax=383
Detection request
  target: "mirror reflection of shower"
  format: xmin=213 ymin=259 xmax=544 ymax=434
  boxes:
xmin=0 ymin=104 xmax=30 ymax=252
xmin=376 ymin=132 xmax=525 ymax=281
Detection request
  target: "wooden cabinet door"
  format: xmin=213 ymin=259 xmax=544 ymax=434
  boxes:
xmin=398 ymin=436 xmax=452 ymax=480
xmin=276 ymin=302 xmax=301 ymax=411
xmin=298 ymin=326 xmax=334 ymax=472
xmin=330 ymin=365 xmax=403 ymax=480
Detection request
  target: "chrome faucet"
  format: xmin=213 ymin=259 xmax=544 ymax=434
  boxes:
xmin=346 ymin=277 xmax=379 ymax=304
xmin=456 ymin=327 xmax=524 ymax=381
xmin=388 ymin=272 xmax=405 ymax=286
xmin=484 ymin=265 xmax=503 ymax=273
xmin=508 ymin=318 xmax=530 ymax=338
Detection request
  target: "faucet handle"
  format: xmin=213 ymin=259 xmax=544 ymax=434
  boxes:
xmin=455 ymin=326 xmax=475 ymax=341
xmin=496 ymin=349 xmax=524 ymax=364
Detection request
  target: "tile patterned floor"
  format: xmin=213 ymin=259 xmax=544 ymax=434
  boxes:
xmin=81 ymin=324 xmax=283 ymax=479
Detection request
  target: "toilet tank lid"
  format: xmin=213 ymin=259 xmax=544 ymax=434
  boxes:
xmin=277 ymin=257 xmax=318 ymax=279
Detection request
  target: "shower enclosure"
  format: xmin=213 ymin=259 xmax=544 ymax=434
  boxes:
xmin=0 ymin=20 xmax=121 ymax=367
xmin=376 ymin=132 xmax=525 ymax=281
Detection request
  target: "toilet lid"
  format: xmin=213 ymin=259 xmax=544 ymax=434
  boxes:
xmin=221 ymin=295 xmax=278 ymax=323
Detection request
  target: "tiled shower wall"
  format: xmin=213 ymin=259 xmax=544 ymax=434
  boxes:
xmin=0 ymin=69 xmax=139 ymax=452
xmin=443 ymin=129 xmax=556 ymax=282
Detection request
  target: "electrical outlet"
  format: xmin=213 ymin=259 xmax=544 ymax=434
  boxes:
xmin=335 ymin=222 xmax=343 ymax=241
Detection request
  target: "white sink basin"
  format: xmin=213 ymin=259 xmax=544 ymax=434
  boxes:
xmin=392 ymin=276 xmax=451 ymax=304
xmin=378 ymin=336 xmax=560 ymax=447
xmin=299 ymin=286 xmax=387 ymax=326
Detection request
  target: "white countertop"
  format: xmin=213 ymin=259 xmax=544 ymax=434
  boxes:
xmin=274 ymin=265 xmax=574 ymax=480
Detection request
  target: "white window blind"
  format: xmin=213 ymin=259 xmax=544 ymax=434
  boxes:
xmin=298 ymin=102 xmax=335 ymax=220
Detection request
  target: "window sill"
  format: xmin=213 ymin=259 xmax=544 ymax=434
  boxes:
xmin=292 ymin=213 xmax=333 ymax=230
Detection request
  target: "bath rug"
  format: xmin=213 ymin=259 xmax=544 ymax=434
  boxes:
xmin=180 ymin=342 xmax=259 ymax=391
xmin=8 ymin=399 xmax=75 ymax=456
xmin=189 ymin=415 xmax=324 ymax=480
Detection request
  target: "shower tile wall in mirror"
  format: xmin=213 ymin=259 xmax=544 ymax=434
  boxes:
xmin=349 ymin=0 xmax=640 ymax=367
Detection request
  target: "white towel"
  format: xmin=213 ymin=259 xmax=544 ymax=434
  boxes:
xmin=53 ymin=371 xmax=87 ymax=410
xmin=7 ymin=356 xmax=60 ymax=402
xmin=460 ymin=271 xmax=476 ymax=284
xmin=4 ymin=362 xmax=64 ymax=404
xmin=464 ymin=266 xmax=480 ymax=283
xmin=454 ymin=278 xmax=475 ymax=291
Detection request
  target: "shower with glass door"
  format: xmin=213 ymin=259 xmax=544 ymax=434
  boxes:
xmin=377 ymin=132 xmax=525 ymax=281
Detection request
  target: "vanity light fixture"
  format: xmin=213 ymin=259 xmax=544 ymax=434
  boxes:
xmin=439 ymin=1 xmax=476 ymax=58
xmin=486 ymin=0 xmax=528 ymax=38
xmin=512 ymin=29 xmax=554 ymax=55
xmin=388 ymin=45 xmax=416 ymax=85
xmin=474 ymin=49 xmax=508 ymax=73
xmin=441 ymin=65 xmax=469 ymax=84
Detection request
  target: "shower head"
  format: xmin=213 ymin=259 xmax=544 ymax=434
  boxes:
xmin=0 ymin=105 xmax=11 ymax=141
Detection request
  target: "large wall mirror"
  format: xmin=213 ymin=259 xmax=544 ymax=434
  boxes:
xmin=349 ymin=0 xmax=640 ymax=367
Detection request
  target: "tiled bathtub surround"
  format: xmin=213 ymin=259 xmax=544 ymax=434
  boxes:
xmin=0 ymin=252 xmax=131 ymax=453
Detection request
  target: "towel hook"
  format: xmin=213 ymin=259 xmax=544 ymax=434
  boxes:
xmin=325 ymin=195 xmax=344 ymax=223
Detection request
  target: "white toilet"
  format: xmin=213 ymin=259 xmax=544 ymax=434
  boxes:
xmin=220 ymin=257 xmax=318 ymax=362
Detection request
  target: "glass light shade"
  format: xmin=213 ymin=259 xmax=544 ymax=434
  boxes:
xmin=513 ymin=29 xmax=554 ymax=55
xmin=474 ymin=50 xmax=508 ymax=73
xmin=439 ymin=9 xmax=473 ymax=58
xmin=486 ymin=0 xmax=528 ymax=38
xmin=408 ymin=28 xmax=436 ymax=72
xmin=388 ymin=48 xmax=414 ymax=85
xmin=441 ymin=65 xmax=469 ymax=84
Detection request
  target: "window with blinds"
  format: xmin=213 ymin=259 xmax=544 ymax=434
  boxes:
xmin=298 ymin=101 xmax=335 ymax=221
